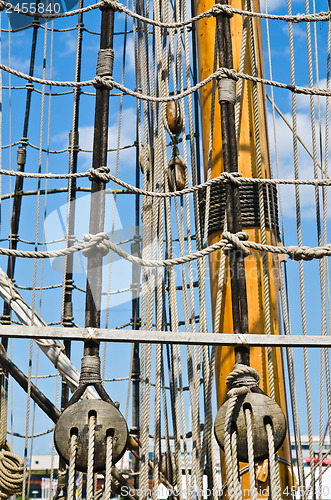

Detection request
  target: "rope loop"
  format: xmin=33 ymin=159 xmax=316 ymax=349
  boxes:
xmin=87 ymin=166 xmax=110 ymax=183
xmin=82 ymin=232 xmax=110 ymax=257
xmin=0 ymin=441 xmax=24 ymax=499
xmin=211 ymin=3 xmax=234 ymax=17
xmin=221 ymin=231 xmax=250 ymax=257
xmin=226 ymin=364 xmax=260 ymax=390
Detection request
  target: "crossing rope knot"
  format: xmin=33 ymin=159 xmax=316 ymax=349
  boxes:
xmin=217 ymin=67 xmax=239 ymax=82
xmin=221 ymin=231 xmax=250 ymax=257
xmin=219 ymin=171 xmax=242 ymax=185
xmin=93 ymin=75 xmax=114 ymax=89
xmin=226 ymin=364 xmax=260 ymax=391
xmin=0 ymin=442 xmax=24 ymax=500
xmin=82 ymin=232 xmax=110 ymax=257
xmin=99 ymin=0 xmax=121 ymax=10
xmin=87 ymin=166 xmax=110 ymax=183
xmin=211 ymin=3 xmax=234 ymax=17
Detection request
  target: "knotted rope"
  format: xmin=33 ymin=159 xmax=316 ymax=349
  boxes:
xmin=222 ymin=231 xmax=250 ymax=257
xmin=82 ymin=233 xmax=110 ymax=257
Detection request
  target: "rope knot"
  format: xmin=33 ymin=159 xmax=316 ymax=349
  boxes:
xmin=287 ymin=245 xmax=314 ymax=261
xmin=82 ymin=232 xmax=110 ymax=257
xmin=220 ymin=171 xmax=242 ymax=185
xmin=222 ymin=231 xmax=250 ymax=257
xmin=100 ymin=0 xmax=120 ymax=10
xmin=218 ymin=67 xmax=239 ymax=82
xmin=93 ymin=75 xmax=114 ymax=89
xmin=87 ymin=166 xmax=110 ymax=183
xmin=211 ymin=3 xmax=234 ymax=17
xmin=226 ymin=364 xmax=260 ymax=390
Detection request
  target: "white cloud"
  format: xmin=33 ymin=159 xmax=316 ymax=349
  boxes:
xmin=54 ymin=107 xmax=137 ymax=171
xmin=267 ymin=109 xmax=331 ymax=220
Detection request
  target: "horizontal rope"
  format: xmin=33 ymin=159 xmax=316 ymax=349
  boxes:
xmin=0 ymin=0 xmax=328 ymax=24
xmin=2 ymin=166 xmax=331 ymax=193
xmin=1 ymin=64 xmax=331 ymax=100
xmin=0 ymin=231 xmax=331 ymax=264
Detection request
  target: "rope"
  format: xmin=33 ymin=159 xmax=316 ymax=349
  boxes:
xmin=103 ymin=434 xmax=113 ymax=500
xmin=0 ymin=0 xmax=329 ymax=24
xmin=223 ymin=365 xmax=261 ymax=498
xmin=266 ymin=423 xmax=281 ymax=500
xmin=0 ymin=442 xmax=24 ymax=499
xmin=67 ymin=433 xmax=78 ymax=500
xmin=87 ymin=413 xmax=96 ymax=500
xmin=4 ymin=165 xmax=331 ymax=190
xmin=245 ymin=408 xmax=258 ymax=500
xmin=3 ymin=61 xmax=331 ymax=99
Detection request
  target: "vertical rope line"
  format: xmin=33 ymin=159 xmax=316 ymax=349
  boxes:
xmin=77 ymin=472 xmax=84 ymax=500
xmin=67 ymin=433 xmax=78 ymax=500
xmin=22 ymin=340 xmax=33 ymax=500
xmin=0 ymin=9 xmax=2 ymax=226
xmin=27 ymin=347 xmax=39 ymax=496
xmin=235 ymin=0 xmax=249 ymax=139
xmin=286 ymin=4 xmax=314 ymax=494
xmin=324 ymin=0 xmax=331 ymax=455
xmin=230 ymin=430 xmax=241 ymax=500
xmin=104 ymin=0 xmax=130 ymax=332
xmin=104 ymin=433 xmax=113 ymax=500
xmin=48 ymin=371 xmax=60 ymax=500
xmin=87 ymin=412 xmax=96 ymax=500
xmin=247 ymin=0 xmax=274 ymax=399
xmin=244 ymin=408 xmax=258 ymax=500
xmin=266 ymin=423 xmax=281 ymax=500
xmin=157 ymin=1 xmax=184 ymax=497
xmin=31 ymin=0 xmax=48 ymax=328
xmin=279 ymin=266 xmax=305 ymax=491
xmin=181 ymin=0 xmax=202 ymax=492
xmin=199 ymin=35 xmax=218 ymax=499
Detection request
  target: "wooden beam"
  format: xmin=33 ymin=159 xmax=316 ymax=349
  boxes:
xmin=1 ymin=325 xmax=331 ymax=347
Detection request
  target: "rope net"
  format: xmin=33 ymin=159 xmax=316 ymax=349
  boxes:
xmin=0 ymin=0 xmax=329 ymax=499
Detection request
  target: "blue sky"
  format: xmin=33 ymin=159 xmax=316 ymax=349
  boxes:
xmin=1 ymin=0 xmax=331 ymax=457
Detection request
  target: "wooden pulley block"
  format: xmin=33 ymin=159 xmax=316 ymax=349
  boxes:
xmin=166 ymin=100 xmax=183 ymax=136
xmin=54 ymin=400 xmax=128 ymax=472
xmin=214 ymin=387 xmax=286 ymax=462
xmin=168 ymin=157 xmax=186 ymax=191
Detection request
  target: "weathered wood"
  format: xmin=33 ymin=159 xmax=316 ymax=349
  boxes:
xmin=1 ymin=325 xmax=331 ymax=347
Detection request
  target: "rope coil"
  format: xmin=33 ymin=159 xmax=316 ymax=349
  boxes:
xmin=226 ymin=364 xmax=260 ymax=390
xmin=80 ymin=355 xmax=101 ymax=384
xmin=96 ymin=48 xmax=114 ymax=77
xmin=0 ymin=442 xmax=24 ymax=500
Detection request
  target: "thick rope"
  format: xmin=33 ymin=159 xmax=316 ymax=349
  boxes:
xmin=103 ymin=434 xmax=113 ymax=500
xmin=67 ymin=434 xmax=78 ymax=500
xmin=3 ymin=230 xmax=331 ymax=264
xmin=0 ymin=0 xmax=329 ymax=23
xmin=3 ymin=63 xmax=331 ymax=99
xmin=87 ymin=413 xmax=96 ymax=500
xmin=0 ymin=441 xmax=24 ymax=500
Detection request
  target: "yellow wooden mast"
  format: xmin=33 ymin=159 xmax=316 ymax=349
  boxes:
xmin=194 ymin=1 xmax=294 ymax=497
